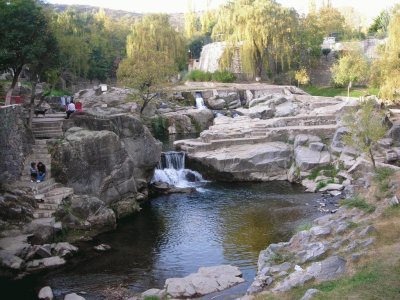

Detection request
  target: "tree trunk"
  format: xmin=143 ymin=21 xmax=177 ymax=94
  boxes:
xmin=5 ymin=66 xmax=23 ymax=105
xmin=28 ymin=81 xmax=37 ymax=128
xmin=347 ymin=81 xmax=352 ymax=99
xmin=369 ymin=147 xmax=376 ymax=170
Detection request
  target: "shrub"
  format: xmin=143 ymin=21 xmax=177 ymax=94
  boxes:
xmin=187 ymin=70 xmax=236 ymax=83
xmin=186 ymin=70 xmax=212 ymax=82
xmin=373 ymin=167 xmax=395 ymax=184
xmin=316 ymin=181 xmax=327 ymax=190
xmin=341 ymin=195 xmax=376 ymax=213
xmin=211 ymin=70 xmax=236 ymax=83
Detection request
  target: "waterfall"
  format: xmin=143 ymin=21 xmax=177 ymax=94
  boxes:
xmin=195 ymin=97 xmax=206 ymax=109
xmin=153 ymin=151 xmax=204 ymax=188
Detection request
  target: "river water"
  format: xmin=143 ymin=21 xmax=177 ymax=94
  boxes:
xmin=2 ymin=141 xmax=321 ymax=299
xmin=9 ymin=180 xmax=318 ymax=300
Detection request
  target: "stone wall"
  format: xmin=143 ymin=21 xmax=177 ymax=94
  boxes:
xmin=0 ymin=106 xmax=34 ymax=182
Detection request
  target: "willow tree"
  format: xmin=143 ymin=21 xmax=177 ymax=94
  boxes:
xmin=377 ymin=11 xmax=400 ymax=103
xmin=211 ymin=0 xmax=297 ymax=78
xmin=126 ymin=14 xmax=186 ymax=70
xmin=119 ymin=14 xmax=185 ymax=113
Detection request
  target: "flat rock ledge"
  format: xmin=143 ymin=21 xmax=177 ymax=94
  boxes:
xmin=141 ymin=265 xmax=244 ymax=299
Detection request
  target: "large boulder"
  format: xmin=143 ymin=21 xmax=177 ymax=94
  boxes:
xmin=55 ymin=195 xmax=116 ymax=232
xmin=164 ymin=265 xmax=244 ymax=298
xmin=53 ymin=114 xmax=161 ymax=207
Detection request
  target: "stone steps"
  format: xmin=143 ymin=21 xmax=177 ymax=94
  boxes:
xmin=33 ymin=209 xmax=56 ymax=219
xmin=33 ymin=131 xmax=63 ymax=139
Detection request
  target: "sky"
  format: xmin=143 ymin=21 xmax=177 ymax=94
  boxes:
xmin=46 ymin=0 xmax=399 ymax=22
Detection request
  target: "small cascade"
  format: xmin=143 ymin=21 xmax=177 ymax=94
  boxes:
xmin=153 ymin=151 xmax=204 ymax=188
xmin=195 ymin=92 xmax=206 ymax=110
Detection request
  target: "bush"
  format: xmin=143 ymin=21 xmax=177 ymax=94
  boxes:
xmin=186 ymin=70 xmax=212 ymax=82
xmin=187 ymin=70 xmax=236 ymax=83
xmin=341 ymin=195 xmax=376 ymax=213
xmin=211 ymin=70 xmax=236 ymax=83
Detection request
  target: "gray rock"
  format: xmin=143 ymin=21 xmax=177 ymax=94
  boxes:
xmin=64 ymin=293 xmax=86 ymax=300
xmin=93 ymin=244 xmax=111 ymax=251
xmin=206 ymin=97 xmax=226 ymax=110
xmin=141 ymin=288 xmax=166 ymax=299
xmin=359 ymin=225 xmax=376 ymax=237
xmin=272 ymin=270 xmax=314 ymax=292
xmin=165 ymin=265 xmax=244 ymax=298
xmin=53 ymin=242 xmax=79 ymax=257
xmin=0 ymin=250 xmax=25 ymax=270
xmin=378 ymin=138 xmax=393 ymax=149
xmin=38 ymin=286 xmax=53 ymax=300
xmin=309 ymin=142 xmax=326 ymax=152
xmin=301 ymin=179 xmax=317 ymax=193
xmin=300 ymin=288 xmax=320 ymax=300
xmin=310 ymin=226 xmax=331 ymax=237
xmin=296 ymin=242 xmax=329 ymax=263
xmin=294 ymin=134 xmax=321 ymax=148
xmin=27 ymin=256 xmax=65 ymax=270
xmin=319 ymin=184 xmax=344 ymax=192
xmin=389 ymin=195 xmax=399 ymax=206
xmin=295 ymin=146 xmax=331 ymax=171
xmin=306 ymin=255 xmax=346 ymax=280
xmin=35 ymin=245 xmax=52 ymax=258
xmin=270 ymin=262 xmax=292 ymax=273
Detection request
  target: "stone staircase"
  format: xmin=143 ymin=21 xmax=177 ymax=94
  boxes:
xmin=176 ymin=114 xmax=338 ymax=153
xmin=20 ymin=117 xmax=74 ymax=225
xmin=31 ymin=113 xmax=65 ymax=139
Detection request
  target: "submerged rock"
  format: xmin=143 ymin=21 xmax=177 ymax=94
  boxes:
xmin=38 ymin=286 xmax=53 ymax=300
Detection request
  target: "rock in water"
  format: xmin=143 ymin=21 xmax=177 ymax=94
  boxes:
xmin=93 ymin=244 xmax=111 ymax=251
xmin=165 ymin=265 xmax=244 ymax=298
xmin=64 ymin=293 xmax=86 ymax=300
xmin=38 ymin=286 xmax=53 ymax=300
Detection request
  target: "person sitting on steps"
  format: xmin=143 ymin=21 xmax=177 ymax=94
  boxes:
xmin=30 ymin=162 xmax=38 ymax=182
xmin=65 ymin=99 xmax=76 ymax=119
xmin=37 ymin=161 xmax=46 ymax=182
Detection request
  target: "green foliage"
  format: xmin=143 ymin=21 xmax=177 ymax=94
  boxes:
xmin=143 ymin=296 xmax=160 ymax=300
xmin=373 ymin=167 xmax=395 ymax=200
xmin=151 ymin=116 xmax=168 ymax=136
xmin=303 ymin=86 xmax=379 ymax=97
xmin=296 ymin=222 xmax=312 ymax=232
xmin=211 ymin=70 xmax=236 ymax=83
xmin=126 ymin=14 xmax=186 ymax=71
xmin=331 ymin=50 xmax=369 ymax=97
xmin=374 ymin=11 xmax=400 ymax=103
xmin=342 ymin=99 xmax=388 ymax=169
xmin=187 ymin=70 xmax=212 ymax=82
xmin=295 ymin=68 xmax=310 ymax=87
xmin=212 ymin=0 xmax=298 ymax=77
xmin=187 ymin=34 xmax=212 ymax=59
xmin=368 ymin=9 xmax=391 ymax=37
xmin=51 ymin=8 xmax=130 ymax=80
xmin=307 ymin=164 xmax=339 ymax=180
xmin=322 ymin=48 xmax=331 ymax=57
xmin=186 ymin=70 xmax=236 ymax=83
xmin=341 ymin=195 xmax=376 ymax=213
xmin=316 ymin=181 xmax=327 ymax=190
xmin=0 ymin=0 xmax=59 ymax=103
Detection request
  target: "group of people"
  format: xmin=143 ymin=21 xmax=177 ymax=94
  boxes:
xmin=30 ymin=162 xmax=46 ymax=183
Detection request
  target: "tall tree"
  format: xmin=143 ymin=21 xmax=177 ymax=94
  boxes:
xmin=376 ymin=11 xmax=400 ymax=102
xmin=118 ymin=14 xmax=184 ymax=113
xmin=212 ymin=0 xmax=297 ymax=78
xmin=126 ymin=14 xmax=186 ymax=70
xmin=331 ymin=49 xmax=369 ymax=97
xmin=0 ymin=0 xmax=55 ymax=105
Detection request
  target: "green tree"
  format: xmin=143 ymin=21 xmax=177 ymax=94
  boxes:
xmin=0 ymin=0 xmax=55 ymax=105
xmin=369 ymin=9 xmax=391 ymax=37
xmin=376 ymin=11 xmax=400 ymax=102
xmin=295 ymin=68 xmax=310 ymax=87
xmin=317 ymin=7 xmax=347 ymax=39
xmin=126 ymin=14 xmax=186 ymax=70
xmin=331 ymin=50 xmax=369 ymax=97
xmin=342 ymin=100 xmax=388 ymax=169
xmin=212 ymin=0 xmax=297 ymax=78
xmin=117 ymin=50 xmax=176 ymax=114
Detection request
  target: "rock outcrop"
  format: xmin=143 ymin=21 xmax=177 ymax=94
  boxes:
xmin=52 ymin=113 xmax=161 ymax=220
xmin=0 ymin=106 xmax=34 ymax=182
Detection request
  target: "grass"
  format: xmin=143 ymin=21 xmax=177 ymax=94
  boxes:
xmin=296 ymin=222 xmax=312 ymax=232
xmin=303 ymin=86 xmax=379 ymax=98
xmin=341 ymin=195 xmax=376 ymax=213
xmin=307 ymin=164 xmax=339 ymax=180
xmin=373 ymin=167 xmax=396 ymax=200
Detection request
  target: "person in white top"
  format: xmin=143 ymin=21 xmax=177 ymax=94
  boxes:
xmin=66 ymin=100 xmax=76 ymax=119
